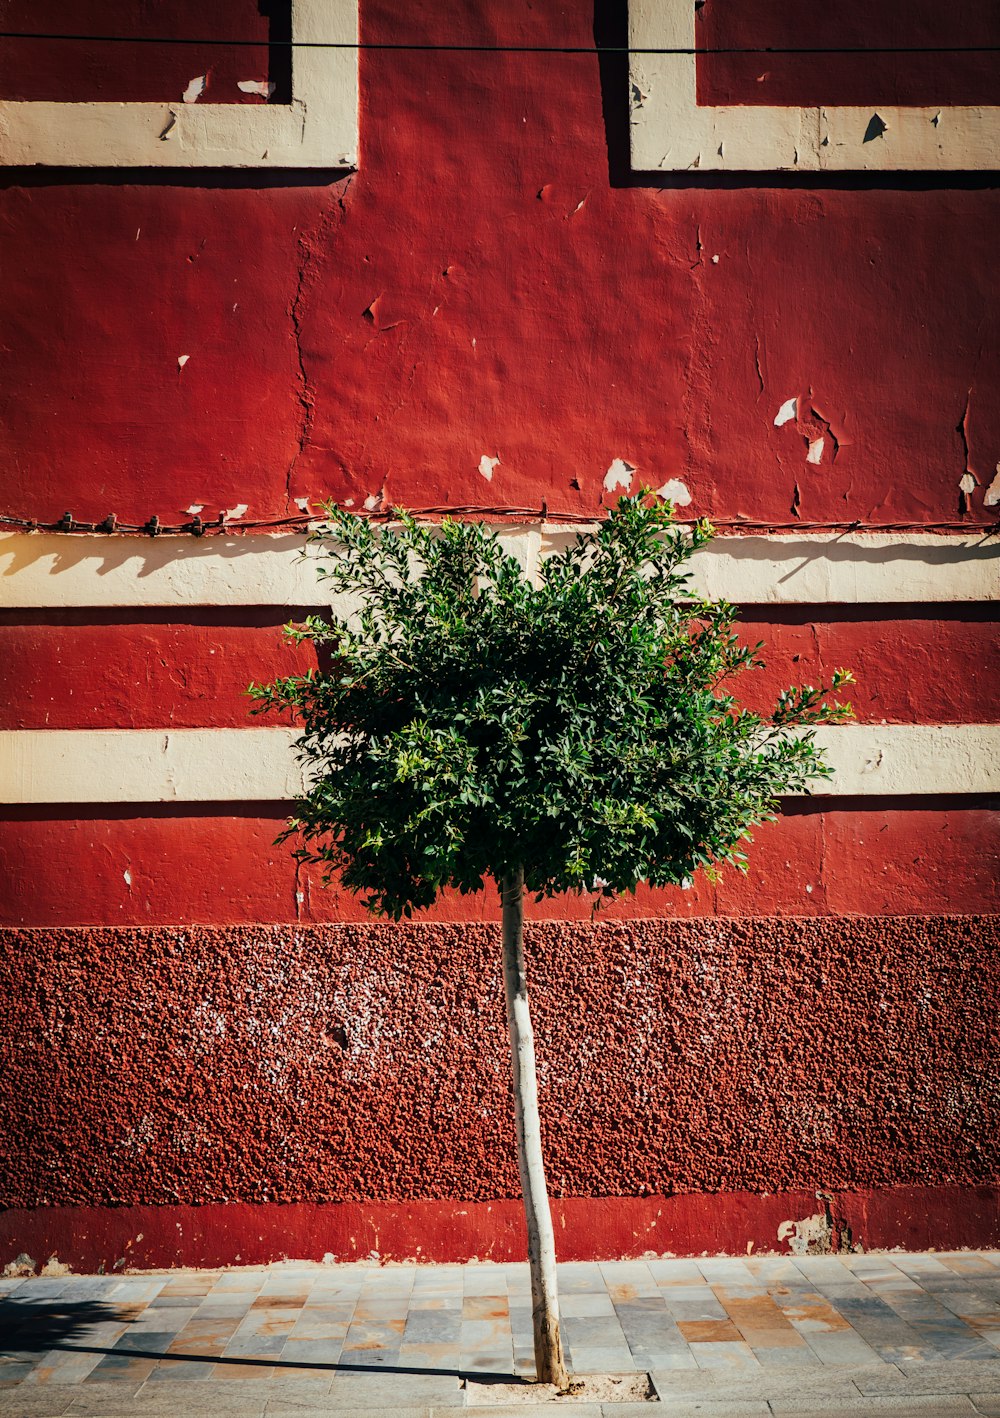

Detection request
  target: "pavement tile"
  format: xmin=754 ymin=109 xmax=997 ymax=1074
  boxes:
xmin=403 ymin=1311 xmax=463 ymax=1344
xmin=463 ymin=1295 xmax=509 ymax=1321
xmin=147 ymin=1357 xmax=218 ymax=1379
xmin=750 ymin=1343 xmax=821 ymax=1367
xmin=270 ymin=1410 xmax=431 ymax=1418
xmin=799 ymin=1331 xmax=885 ymax=1366
xmin=629 ymin=1347 xmax=698 ymax=1370
xmin=689 ymin=1341 xmax=761 ymax=1371
xmin=330 ymin=1371 xmax=462 ymax=1403
xmin=854 ymin=1360 xmax=1000 ymax=1395
xmin=652 ymin=1366 xmax=872 ymax=1401
xmin=279 ymin=1337 xmax=344 ymax=1367
xmin=212 ymin=1360 xmax=276 ymax=1379
xmin=289 ymin=1307 xmax=354 ymax=1335
xmin=461 ymin=1409 xmax=605 ymax=1418
xmin=641 ymin=1405 xmax=770 ymax=1417
xmin=661 ymin=1288 xmax=730 ymax=1321
xmin=20 ymin=1350 xmax=105 ymax=1384
xmin=774 ymin=1402 xmax=978 ymax=1415
xmin=462 ymin=1269 xmax=507 ymax=1298
xmin=971 ymin=1399 xmax=1000 ymax=1416
xmin=82 ymin=1353 xmax=158 ymax=1382
xmin=563 ymin=1346 xmax=637 ymax=1373
xmin=677 ymin=1320 xmax=743 ymax=1344
xmin=561 ymin=1294 xmax=617 ymax=1318
xmin=562 ymin=1316 xmax=629 ymax=1347
xmin=0 ymin=1391 xmax=76 ymax=1414
xmin=942 ymin=1257 xmax=1000 ymax=1278
xmin=713 ymin=1292 xmax=808 ymax=1349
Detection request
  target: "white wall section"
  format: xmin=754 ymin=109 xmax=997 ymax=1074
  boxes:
xmin=629 ymin=0 xmax=1000 ymax=172
xmin=0 ymin=0 xmax=358 ymax=168
xmin=1 ymin=529 xmax=996 ymax=607
xmin=1 ymin=725 xmax=998 ymax=804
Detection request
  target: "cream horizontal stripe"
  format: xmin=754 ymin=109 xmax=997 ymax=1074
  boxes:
xmin=1 ymin=726 xmax=997 ymax=805
xmin=0 ymin=529 xmax=997 ymax=607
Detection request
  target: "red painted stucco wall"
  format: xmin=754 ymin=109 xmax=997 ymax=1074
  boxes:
xmin=1 ymin=0 xmax=998 ymax=1268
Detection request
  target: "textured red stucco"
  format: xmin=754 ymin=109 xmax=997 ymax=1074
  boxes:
xmin=696 ymin=0 xmax=1000 ymax=108
xmin=2 ymin=806 xmax=998 ymax=927
xmin=1 ymin=2 xmax=999 ymax=527
xmin=2 ymin=917 xmax=997 ymax=1220
xmin=1 ymin=613 xmax=995 ymax=731
xmin=0 ymin=0 xmax=276 ymax=103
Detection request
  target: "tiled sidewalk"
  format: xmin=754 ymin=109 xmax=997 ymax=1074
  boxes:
xmin=2 ymin=1252 xmax=1000 ymax=1415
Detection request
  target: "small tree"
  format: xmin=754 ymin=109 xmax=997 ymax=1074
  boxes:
xmin=250 ymin=495 xmax=852 ymax=1389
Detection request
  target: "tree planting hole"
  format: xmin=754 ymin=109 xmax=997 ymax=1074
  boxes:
xmin=465 ymin=1372 xmax=658 ymax=1404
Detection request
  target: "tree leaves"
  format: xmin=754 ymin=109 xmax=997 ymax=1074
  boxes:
xmin=249 ymin=495 xmax=853 ymax=919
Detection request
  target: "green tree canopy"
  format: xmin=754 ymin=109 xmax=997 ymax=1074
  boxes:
xmin=250 ymin=495 xmax=852 ymax=917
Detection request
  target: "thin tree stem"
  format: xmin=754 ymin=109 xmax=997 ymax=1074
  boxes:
xmin=501 ymin=867 xmax=569 ymax=1390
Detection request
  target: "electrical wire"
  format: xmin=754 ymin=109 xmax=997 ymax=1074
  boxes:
xmin=1 ymin=30 xmax=999 ymax=55
xmin=0 ymin=508 xmax=995 ymax=537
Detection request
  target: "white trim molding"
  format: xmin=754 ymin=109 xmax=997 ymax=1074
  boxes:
xmin=629 ymin=0 xmax=1000 ymax=172
xmin=1 ymin=725 xmax=998 ymax=803
xmin=0 ymin=529 xmax=997 ymax=607
xmin=0 ymin=0 xmax=357 ymax=168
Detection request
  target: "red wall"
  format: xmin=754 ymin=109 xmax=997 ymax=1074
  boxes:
xmin=1 ymin=0 xmax=999 ymax=1267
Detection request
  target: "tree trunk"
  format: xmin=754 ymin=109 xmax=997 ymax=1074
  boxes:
xmin=501 ymin=867 xmax=570 ymax=1390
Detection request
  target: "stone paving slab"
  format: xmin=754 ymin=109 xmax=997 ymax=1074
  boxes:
xmin=4 ymin=1255 xmax=1000 ymax=1412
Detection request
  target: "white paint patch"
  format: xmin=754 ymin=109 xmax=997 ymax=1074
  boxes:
xmin=478 ymin=455 xmax=500 ymax=481
xmin=774 ymin=398 xmax=798 ymax=427
xmin=985 ymin=465 xmax=1000 ymax=508
xmin=604 ymin=458 xmax=636 ymax=493
xmin=959 ymin=473 xmax=978 ymax=495
xmin=185 ymin=505 xmax=204 ymax=516
xmin=182 ymin=76 xmax=207 ymax=105
xmin=177 ymin=354 xmax=190 ymax=369
xmin=656 ymin=478 xmax=692 ymax=506
xmin=224 ymin=504 xmax=248 ymax=520
xmin=806 ymin=437 xmax=825 ymax=464
xmin=295 ymin=498 xmax=312 ymax=512
xmin=363 ymin=492 xmax=384 ymax=511
xmin=778 ymin=1213 xmax=832 ymax=1255
xmin=1 ymin=725 xmax=997 ymax=804
xmin=237 ymin=80 xmax=276 ymax=99
xmin=123 ymin=868 xmax=132 ymax=888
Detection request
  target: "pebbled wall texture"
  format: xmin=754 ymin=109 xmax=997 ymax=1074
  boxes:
xmin=2 ymin=916 xmax=999 ymax=1268
xmin=1 ymin=0 xmax=999 ymax=1267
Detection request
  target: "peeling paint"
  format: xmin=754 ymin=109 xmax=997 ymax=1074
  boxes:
xmin=774 ymin=398 xmax=797 ymax=427
xmin=985 ymin=465 xmax=1000 ymax=508
xmin=177 ymin=355 xmax=190 ymax=370
xmin=238 ymin=80 xmax=276 ymax=100
xmin=806 ymin=438 xmax=824 ymax=465
xmin=656 ymin=478 xmax=692 ymax=506
xmin=182 ymin=76 xmax=207 ymax=105
xmin=224 ymin=504 xmax=248 ymax=520
xmin=185 ymin=504 xmax=204 ymax=515
xmin=3 ymin=1253 xmax=35 ymax=1277
xmin=604 ymin=458 xmax=636 ymax=493
xmin=478 ymin=455 xmax=500 ymax=481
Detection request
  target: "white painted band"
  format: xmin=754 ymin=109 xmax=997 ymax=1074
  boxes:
xmin=629 ymin=0 xmax=1000 ymax=172
xmin=0 ymin=0 xmax=358 ymax=169
xmin=1 ymin=726 xmax=997 ymax=804
xmin=1 ymin=529 xmax=996 ymax=607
